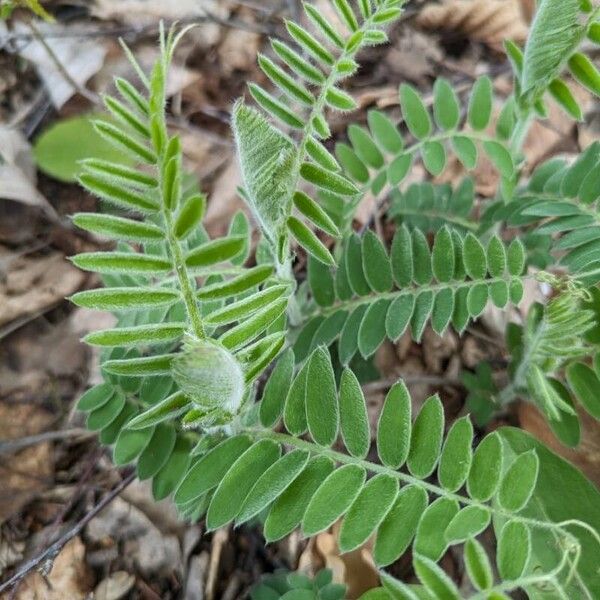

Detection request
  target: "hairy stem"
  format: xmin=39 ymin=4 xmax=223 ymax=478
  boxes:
xmin=163 ymin=209 xmax=206 ymax=339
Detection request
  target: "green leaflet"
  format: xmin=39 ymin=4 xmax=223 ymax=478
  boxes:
xmin=497 ymin=521 xmax=531 ymax=581
xmin=127 ymin=392 xmax=190 ymax=430
xmin=237 ymin=449 xmax=310 ymax=524
xmin=308 ymin=256 xmax=335 ymax=308
xmin=362 ymin=230 xmax=393 ymax=292
xmin=185 ymin=236 xmax=246 ymax=269
xmin=467 ymin=76 xmax=493 ymax=131
xmin=73 ymin=213 xmax=162 ymax=242
xmin=467 ymin=432 xmax=503 ymax=501
xmin=444 ymin=505 xmax=491 ymax=543
xmin=174 ymin=435 xmax=253 ymax=504
xmin=349 ymin=124 xmax=384 ymax=168
xmin=437 ymin=416 xmax=473 ymax=492
xmin=113 ymin=424 xmax=154 ymax=466
xmin=433 ymin=78 xmax=460 ymax=131
xmin=260 ymin=348 xmax=295 ymax=427
xmin=287 ymin=216 xmax=335 ymax=266
xmin=302 ymin=464 xmax=366 ymax=535
xmin=339 ymin=368 xmax=370 ymax=459
xmin=232 ymin=102 xmax=297 ymax=245
xmin=152 ymin=436 xmax=192 ymax=501
xmin=77 ymin=383 xmax=114 ymax=411
xmin=407 ymin=395 xmax=444 ymax=478
xmin=569 ymin=52 xmax=600 ymax=96
xmin=376 ymin=381 xmax=411 ymax=468
xmin=464 ymin=538 xmax=494 ymax=591
xmin=414 ymin=496 xmax=459 ymax=561
xmin=86 ymin=391 xmax=125 ymax=431
xmin=136 ymin=423 xmax=176 ymax=480
xmin=206 ymin=439 xmax=281 ymax=529
xmin=284 ymin=360 xmax=310 ymax=436
xmin=374 ymin=484 xmax=428 ymax=566
xmin=421 ymin=141 xmax=446 ymax=176
xmin=368 ymin=110 xmax=403 ymax=153
xmin=71 ymin=287 xmax=180 ymax=311
xmin=399 ymin=84 xmax=431 ymax=140
xmin=566 ymin=362 xmax=600 ymax=419
xmin=413 ymin=555 xmax=461 ymax=600
xmin=306 ymin=347 xmax=339 ymax=447
xmin=84 ymin=323 xmax=185 ymax=347
xmin=498 ymin=450 xmax=540 ymax=512
xmin=338 ymin=474 xmax=398 ymax=553
xmin=264 ymin=456 xmax=335 ymax=542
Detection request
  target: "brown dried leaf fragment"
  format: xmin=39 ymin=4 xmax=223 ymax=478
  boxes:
xmin=417 ymin=0 xmax=528 ymax=49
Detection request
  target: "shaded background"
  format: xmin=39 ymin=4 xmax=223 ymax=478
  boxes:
xmin=1 ymin=0 xmax=599 ymax=598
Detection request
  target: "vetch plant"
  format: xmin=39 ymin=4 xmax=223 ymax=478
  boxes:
xmin=71 ymin=1 xmax=600 ymax=598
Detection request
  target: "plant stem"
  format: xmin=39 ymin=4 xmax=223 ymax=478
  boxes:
xmin=163 ymin=209 xmax=206 ymax=340
xmin=510 ymin=109 xmax=534 ymax=156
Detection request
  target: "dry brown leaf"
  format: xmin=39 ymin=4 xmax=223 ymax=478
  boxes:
xmin=0 ymin=250 xmax=85 ymax=328
xmin=521 ymin=82 xmax=590 ymax=170
xmin=204 ymin=160 xmax=246 ymax=237
xmin=91 ymin=0 xmax=226 ymax=28
xmin=94 ymin=571 xmax=135 ymax=600
xmin=519 ymin=0 xmax=536 ymax=23
xmin=417 ymin=0 xmax=528 ymax=49
xmin=0 ymin=403 xmax=54 ymax=522
xmin=298 ymin=525 xmax=379 ymax=599
xmin=218 ymin=26 xmax=261 ymax=75
xmin=13 ymin=537 xmax=94 ymax=600
xmin=0 ymin=531 xmax=24 ymax=578
xmin=0 ymin=127 xmax=56 ymax=218
xmin=10 ymin=21 xmax=107 ymax=109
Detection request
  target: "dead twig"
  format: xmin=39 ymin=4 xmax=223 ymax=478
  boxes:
xmin=0 ymin=471 xmax=135 ymax=594
xmin=27 ymin=21 xmax=100 ymax=105
xmin=0 ymin=429 xmax=93 ymax=456
xmin=362 ymin=374 xmax=463 ymax=394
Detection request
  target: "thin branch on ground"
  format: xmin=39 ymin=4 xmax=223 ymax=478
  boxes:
xmin=26 ymin=21 xmax=101 ymax=105
xmin=0 ymin=429 xmax=94 ymax=456
xmin=0 ymin=471 xmax=135 ymax=594
xmin=362 ymin=374 xmax=463 ymax=394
